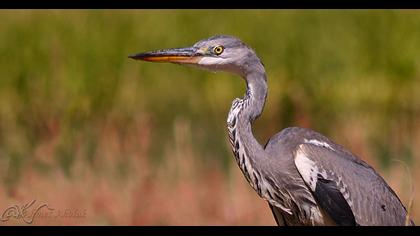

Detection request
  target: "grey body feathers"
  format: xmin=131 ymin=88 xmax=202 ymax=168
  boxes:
xmin=263 ymin=127 xmax=413 ymax=226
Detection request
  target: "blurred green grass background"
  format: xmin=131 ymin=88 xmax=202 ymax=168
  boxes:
xmin=0 ymin=10 xmax=419 ymax=225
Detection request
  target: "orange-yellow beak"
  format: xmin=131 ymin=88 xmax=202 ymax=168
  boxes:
xmin=129 ymin=47 xmax=203 ymax=64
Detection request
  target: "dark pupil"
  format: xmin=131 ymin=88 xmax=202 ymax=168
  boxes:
xmin=215 ymin=47 xmax=222 ymax=53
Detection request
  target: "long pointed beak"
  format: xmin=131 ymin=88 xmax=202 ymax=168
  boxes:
xmin=128 ymin=47 xmax=203 ymax=64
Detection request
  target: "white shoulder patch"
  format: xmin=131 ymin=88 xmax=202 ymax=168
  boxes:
xmin=294 ymin=146 xmax=329 ymax=192
xmin=304 ymin=139 xmax=335 ymax=151
xmin=294 ymin=147 xmax=319 ymax=191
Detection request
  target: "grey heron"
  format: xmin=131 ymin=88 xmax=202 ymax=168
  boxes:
xmin=129 ymin=35 xmax=415 ymax=226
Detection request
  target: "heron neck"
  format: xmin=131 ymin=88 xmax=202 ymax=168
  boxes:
xmin=239 ymin=70 xmax=268 ymax=157
xmin=227 ymin=68 xmax=268 ymax=191
xmin=244 ymin=70 xmax=268 ymax=122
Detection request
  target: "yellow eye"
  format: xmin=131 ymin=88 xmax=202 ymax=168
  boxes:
xmin=213 ymin=45 xmax=224 ymax=55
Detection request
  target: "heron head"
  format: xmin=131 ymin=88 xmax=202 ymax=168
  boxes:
xmin=129 ymin=35 xmax=261 ymax=77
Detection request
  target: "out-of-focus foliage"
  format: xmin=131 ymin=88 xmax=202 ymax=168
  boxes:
xmin=0 ymin=10 xmax=419 ymax=225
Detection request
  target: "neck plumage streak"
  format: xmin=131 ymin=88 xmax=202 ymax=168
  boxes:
xmin=227 ymin=97 xmax=259 ymax=192
xmin=228 ymin=95 xmax=296 ymax=216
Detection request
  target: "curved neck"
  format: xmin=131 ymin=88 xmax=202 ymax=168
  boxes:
xmin=244 ymin=70 xmax=268 ymax=122
xmin=227 ymin=65 xmax=268 ymax=190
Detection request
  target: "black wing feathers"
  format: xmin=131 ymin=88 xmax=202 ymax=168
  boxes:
xmin=314 ymin=174 xmax=357 ymax=226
